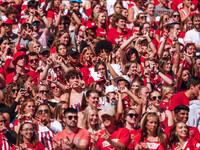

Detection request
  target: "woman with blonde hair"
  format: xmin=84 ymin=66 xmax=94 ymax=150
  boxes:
xmin=155 ymin=14 xmax=170 ymax=42
xmin=81 ymin=46 xmax=95 ymax=68
xmin=160 ymin=85 xmax=175 ymax=110
xmin=94 ymin=12 xmax=108 ymax=37
xmin=82 ymin=106 xmax=101 ymax=134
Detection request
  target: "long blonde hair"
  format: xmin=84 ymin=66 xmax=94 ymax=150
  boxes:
xmin=82 ymin=106 xmax=101 ymax=133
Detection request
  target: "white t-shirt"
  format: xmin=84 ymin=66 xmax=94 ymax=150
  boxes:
xmin=184 ymin=29 xmax=200 ymax=45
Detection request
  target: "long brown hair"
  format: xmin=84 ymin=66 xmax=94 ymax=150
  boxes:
xmin=140 ymin=112 xmax=167 ymax=150
xmin=16 ymin=122 xmax=38 ymax=148
xmin=169 ymin=121 xmax=189 ymax=147
xmin=3 ymin=83 xmax=18 ymax=107
xmin=51 ymin=30 xmax=73 ymax=49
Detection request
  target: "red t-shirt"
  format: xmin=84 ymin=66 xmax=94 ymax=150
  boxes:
xmin=127 ymin=128 xmax=141 ymax=150
xmin=97 ymin=127 xmax=130 ymax=150
xmin=160 ymin=101 xmax=170 ymax=111
xmin=134 ymin=133 xmax=167 ymax=150
xmin=107 ymin=27 xmax=132 ymax=45
xmin=53 ymin=128 xmax=90 ymax=150
xmin=172 ymin=137 xmax=200 ymax=150
xmin=170 ymin=92 xmax=190 ymax=111
xmin=11 ymin=142 xmax=45 ymax=150
xmin=5 ymin=70 xmax=37 ymax=85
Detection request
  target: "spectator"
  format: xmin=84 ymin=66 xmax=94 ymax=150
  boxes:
xmin=92 ymin=106 xmax=130 ymax=149
xmin=184 ymin=14 xmax=200 ymax=52
xmin=12 ymin=122 xmax=44 ymax=150
xmin=53 ymin=108 xmax=90 ymax=149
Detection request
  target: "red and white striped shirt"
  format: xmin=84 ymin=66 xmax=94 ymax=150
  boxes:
xmin=37 ymin=124 xmax=54 ymax=150
xmin=0 ymin=133 xmax=11 ymax=150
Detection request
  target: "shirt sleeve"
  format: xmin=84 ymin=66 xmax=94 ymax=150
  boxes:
xmin=170 ymin=93 xmax=180 ymax=111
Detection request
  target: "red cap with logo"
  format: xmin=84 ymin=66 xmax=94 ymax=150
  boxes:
xmin=86 ymin=22 xmax=97 ymax=29
xmin=16 ymin=44 xmax=28 ymax=52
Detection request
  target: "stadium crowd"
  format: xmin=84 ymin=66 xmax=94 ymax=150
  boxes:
xmin=1 ymin=0 xmax=200 ymax=149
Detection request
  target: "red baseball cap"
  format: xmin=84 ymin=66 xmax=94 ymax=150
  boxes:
xmin=2 ymin=18 xmax=13 ymax=25
xmin=16 ymin=44 xmax=28 ymax=52
xmin=12 ymin=51 xmax=29 ymax=66
xmin=86 ymin=22 xmax=97 ymax=30
xmin=88 ymin=73 xmax=106 ymax=85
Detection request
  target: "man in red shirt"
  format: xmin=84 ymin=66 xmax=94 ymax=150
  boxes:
xmin=170 ymin=76 xmax=200 ymax=114
xmin=165 ymin=105 xmax=199 ymax=138
xmin=5 ymin=51 xmax=37 ymax=85
xmin=53 ymin=108 xmax=90 ymax=150
xmin=92 ymin=106 xmax=130 ymax=150
xmin=108 ymin=14 xmax=132 ymax=45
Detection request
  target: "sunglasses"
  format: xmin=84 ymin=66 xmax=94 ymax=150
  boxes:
xmin=12 ymin=89 xmax=19 ymax=93
xmin=32 ymin=22 xmax=40 ymax=26
xmin=39 ymin=90 xmax=49 ymax=94
xmin=51 ymin=86 xmax=58 ymax=90
xmin=67 ymin=115 xmax=78 ymax=120
xmin=150 ymin=96 xmax=162 ymax=101
xmin=173 ymin=15 xmax=180 ymax=18
xmin=140 ymin=16 xmax=147 ymax=19
xmin=128 ymin=113 xmax=138 ymax=118
xmin=30 ymin=59 xmax=39 ymax=64
xmin=37 ymin=109 xmax=49 ymax=114
xmin=165 ymin=18 xmax=169 ymax=22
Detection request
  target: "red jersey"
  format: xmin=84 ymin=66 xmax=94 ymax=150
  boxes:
xmin=0 ymin=133 xmax=11 ymax=150
xmin=107 ymin=27 xmax=132 ymax=45
xmin=127 ymin=128 xmax=141 ymax=150
xmin=53 ymin=128 xmax=90 ymax=150
xmin=172 ymin=137 xmax=200 ymax=150
xmin=97 ymin=127 xmax=130 ymax=150
xmin=134 ymin=133 xmax=167 ymax=150
xmin=170 ymin=92 xmax=190 ymax=111
xmin=5 ymin=70 xmax=37 ymax=85
xmin=11 ymin=142 xmax=45 ymax=150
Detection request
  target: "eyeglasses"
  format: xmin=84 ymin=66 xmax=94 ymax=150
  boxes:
xmin=12 ymin=89 xmax=19 ymax=93
xmin=39 ymin=90 xmax=49 ymax=94
xmin=32 ymin=22 xmax=40 ymax=26
xmin=29 ymin=59 xmax=39 ymax=64
xmin=37 ymin=109 xmax=49 ymax=114
xmin=0 ymin=120 xmax=6 ymax=123
xmin=150 ymin=96 xmax=162 ymax=101
xmin=173 ymin=14 xmax=180 ymax=17
xmin=67 ymin=115 xmax=78 ymax=120
xmin=51 ymin=86 xmax=58 ymax=90
xmin=22 ymin=128 xmax=34 ymax=132
xmin=128 ymin=113 xmax=138 ymax=118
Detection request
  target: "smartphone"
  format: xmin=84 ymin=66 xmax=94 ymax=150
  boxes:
xmin=20 ymin=85 xmax=26 ymax=91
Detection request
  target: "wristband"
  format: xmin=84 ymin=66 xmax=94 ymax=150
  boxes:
xmin=148 ymin=41 xmax=152 ymax=43
xmin=156 ymin=70 xmax=160 ymax=74
xmin=146 ymin=82 xmax=151 ymax=84
xmin=41 ymin=14 xmax=45 ymax=17
xmin=72 ymin=144 xmax=76 ymax=149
